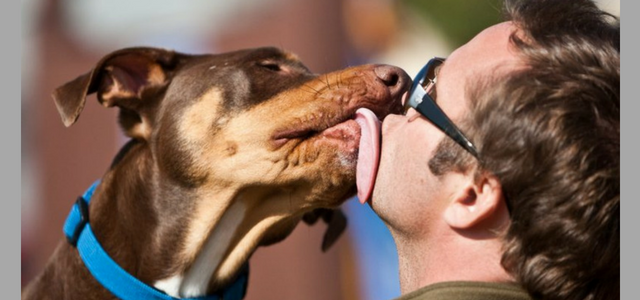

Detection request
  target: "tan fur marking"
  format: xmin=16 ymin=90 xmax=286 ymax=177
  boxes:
xmin=147 ymin=64 xmax=166 ymax=85
xmin=179 ymin=88 xmax=223 ymax=145
xmin=225 ymin=142 xmax=238 ymax=156
xmin=100 ymin=78 xmax=135 ymax=106
xmin=284 ymin=52 xmax=300 ymax=62
xmin=212 ymin=191 xmax=302 ymax=281
xmin=180 ymin=186 xmax=239 ymax=266
xmin=215 ymin=214 xmax=285 ymax=279
xmin=128 ymin=116 xmax=152 ymax=139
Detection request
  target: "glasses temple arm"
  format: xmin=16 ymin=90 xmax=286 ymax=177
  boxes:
xmin=415 ymin=98 xmax=479 ymax=158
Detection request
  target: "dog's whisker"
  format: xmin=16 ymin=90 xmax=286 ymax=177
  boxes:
xmin=302 ymin=87 xmax=316 ymax=96
xmin=303 ymin=83 xmax=321 ymax=96
xmin=325 ymin=74 xmax=331 ymax=91
xmin=307 ymin=86 xmax=320 ymax=95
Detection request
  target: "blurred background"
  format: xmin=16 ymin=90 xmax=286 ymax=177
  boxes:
xmin=21 ymin=0 xmax=619 ymax=299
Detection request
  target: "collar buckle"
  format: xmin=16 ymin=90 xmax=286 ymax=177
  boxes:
xmin=66 ymin=196 xmax=89 ymax=247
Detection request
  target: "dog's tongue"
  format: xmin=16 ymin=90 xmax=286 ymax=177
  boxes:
xmin=354 ymin=108 xmax=381 ymax=204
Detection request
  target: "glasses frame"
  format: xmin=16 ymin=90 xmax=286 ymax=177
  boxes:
xmin=405 ymin=57 xmax=479 ymax=158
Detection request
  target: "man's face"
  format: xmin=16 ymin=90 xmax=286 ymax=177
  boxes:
xmin=370 ymin=22 xmax=521 ymax=237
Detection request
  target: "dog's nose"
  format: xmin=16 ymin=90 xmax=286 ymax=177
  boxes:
xmin=374 ymin=65 xmax=411 ymax=98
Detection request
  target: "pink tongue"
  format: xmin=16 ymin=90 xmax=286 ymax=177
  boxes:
xmin=354 ymin=108 xmax=381 ymax=204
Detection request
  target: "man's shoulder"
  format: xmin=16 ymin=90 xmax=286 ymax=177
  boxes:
xmin=394 ymin=281 xmax=533 ymax=300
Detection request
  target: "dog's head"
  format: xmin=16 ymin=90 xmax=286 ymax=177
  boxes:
xmin=53 ymin=47 xmax=408 ymax=289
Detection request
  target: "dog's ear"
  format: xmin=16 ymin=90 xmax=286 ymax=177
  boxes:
xmin=303 ymin=208 xmax=348 ymax=252
xmin=52 ymin=47 xmax=184 ymax=139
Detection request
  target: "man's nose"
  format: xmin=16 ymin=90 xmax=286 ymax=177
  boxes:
xmin=381 ymin=113 xmax=405 ymax=136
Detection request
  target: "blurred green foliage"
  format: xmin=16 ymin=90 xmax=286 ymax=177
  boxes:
xmin=401 ymin=0 xmax=504 ymax=48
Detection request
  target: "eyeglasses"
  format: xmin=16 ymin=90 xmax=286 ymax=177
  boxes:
xmin=405 ymin=57 xmax=479 ymax=158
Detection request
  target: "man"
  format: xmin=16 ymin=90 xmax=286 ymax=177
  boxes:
xmin=361 ymin=0 xmax=620 ymax=299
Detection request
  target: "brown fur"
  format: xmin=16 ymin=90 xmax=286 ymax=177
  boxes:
xmin=23 ymin=47 xmax=409 ymax=299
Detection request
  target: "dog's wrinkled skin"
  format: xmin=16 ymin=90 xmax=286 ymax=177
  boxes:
xmin=22 ymin=47 xmax=409 ymax=299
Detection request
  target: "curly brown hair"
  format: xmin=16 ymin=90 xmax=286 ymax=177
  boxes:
xmin=430 ymin=0 xmax=619 ymax=299
xmin=465 ymin=0 xmax=620 ymax=299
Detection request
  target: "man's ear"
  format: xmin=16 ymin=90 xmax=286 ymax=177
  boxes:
xmin=52 ymin=47 xmax=185 ymax=139
xmin=443 ymin=171 xmax=505 ymax=229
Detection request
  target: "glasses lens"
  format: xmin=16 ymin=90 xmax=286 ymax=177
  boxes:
xmin=404 ymin=58 xmax=443 ymax=114
xmin=424 ymin=59 xmax=443 ymax=93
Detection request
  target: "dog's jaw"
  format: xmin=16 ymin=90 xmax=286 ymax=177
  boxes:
xmin=153 ymin=188 xmax=308 ymax=297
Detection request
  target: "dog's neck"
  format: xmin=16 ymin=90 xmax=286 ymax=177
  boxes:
xmin=86 ymin=140 xmax=296 ymax=298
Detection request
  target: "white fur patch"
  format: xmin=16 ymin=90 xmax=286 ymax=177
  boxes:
xmin=153 ymin=274 xmax=184 ymax=298
xmin=180 ymin=200 xmax=245 ymax=297
xmin=159 ymin=201 xmax=246 ymax=298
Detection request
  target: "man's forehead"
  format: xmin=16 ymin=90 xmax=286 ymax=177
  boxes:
xmin=445 ymin=22 xmax=521 ymax=78
xmin=432 ymin=22 xmax=522 ymax=120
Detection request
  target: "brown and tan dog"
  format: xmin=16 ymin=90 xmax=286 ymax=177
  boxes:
xmin=22 ymin=46 xmax=409 ymax=299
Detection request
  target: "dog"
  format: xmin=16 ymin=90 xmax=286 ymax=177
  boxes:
xmin=22 ymin=46 xmax=409 ymax=299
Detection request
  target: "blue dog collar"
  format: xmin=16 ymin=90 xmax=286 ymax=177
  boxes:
xmin=63 ymin=180 xmax=249 ymax=300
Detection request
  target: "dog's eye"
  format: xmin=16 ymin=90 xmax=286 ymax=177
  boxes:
xmin=258 ymin=62 xmax=282 ymax=72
